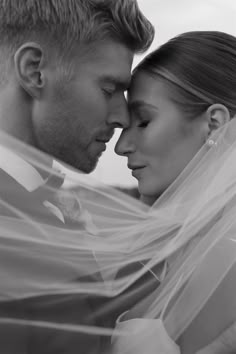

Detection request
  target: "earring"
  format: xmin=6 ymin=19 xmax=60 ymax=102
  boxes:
xmin=206 ymin=138 xmax=217 ymax=147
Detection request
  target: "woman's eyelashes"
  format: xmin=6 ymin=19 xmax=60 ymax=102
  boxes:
xmin=135 ymin=113 xmax=150 ymax=128
xmin=131 ymin=109 xmax=152 ymax=129
xmin=137 ymin=120 xmax=149 ymax=128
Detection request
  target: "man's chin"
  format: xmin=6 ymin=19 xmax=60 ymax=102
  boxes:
xmin=72 ymin=156 xmax=99 ymax=174
xmin=51 ymin=149 xmax=100 ymax=174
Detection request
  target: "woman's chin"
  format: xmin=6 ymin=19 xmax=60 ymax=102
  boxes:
xmin=139 ymin=193 xmax=158 ymax=206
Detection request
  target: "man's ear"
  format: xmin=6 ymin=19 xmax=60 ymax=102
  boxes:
xmin=206 ymin=103 xmax=231 ymax=135
xmin=14 ymin=42 xmax=45 ymax=99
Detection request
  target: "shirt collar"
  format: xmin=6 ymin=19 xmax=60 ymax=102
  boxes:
xmin=0 ymin=145 xmax=63 ymax=192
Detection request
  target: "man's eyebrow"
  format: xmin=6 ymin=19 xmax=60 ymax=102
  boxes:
xmin=100 ymin=75 xmax=131 ymax=90
xmin=128 ymin=100 xmax=158 ymax=111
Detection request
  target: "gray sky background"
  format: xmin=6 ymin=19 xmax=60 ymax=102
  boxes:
xmin=91 ymin=0 xmax=236 ymax=187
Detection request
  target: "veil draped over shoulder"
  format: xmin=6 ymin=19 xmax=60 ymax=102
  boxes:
xmin=0 ymin=118 xmax=236 ymax=352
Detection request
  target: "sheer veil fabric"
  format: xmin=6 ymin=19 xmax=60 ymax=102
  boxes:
xmin=0 ymin=119 xmax=236 ymax=352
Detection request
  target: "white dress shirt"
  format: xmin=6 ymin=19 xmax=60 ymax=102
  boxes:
xmin=0 ymin=145 xmax=65 ymax=222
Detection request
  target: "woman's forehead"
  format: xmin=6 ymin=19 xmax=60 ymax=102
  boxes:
xmin=128 ymin=72 xmax=170 ymax=102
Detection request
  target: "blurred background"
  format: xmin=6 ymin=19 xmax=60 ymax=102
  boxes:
xmin=90 ymin=0 xmax=236 ymax=188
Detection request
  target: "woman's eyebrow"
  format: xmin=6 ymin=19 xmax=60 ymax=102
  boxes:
xmin=128 ymin=100 xmax=158 ymax=111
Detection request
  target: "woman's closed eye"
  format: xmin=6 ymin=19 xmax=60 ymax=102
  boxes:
xmin=131 ymin=109 xmax=152 ymax=129
xmin=137 ymin=119 xmax=150 ymax=128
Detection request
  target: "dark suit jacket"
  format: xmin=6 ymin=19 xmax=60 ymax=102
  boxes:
xmin=0 ymin=169 xmax=103 ymax=354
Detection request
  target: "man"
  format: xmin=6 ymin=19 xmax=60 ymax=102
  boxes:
xmin=0 ymin=1 xmax=153 ymax=353
xmin=0 ymin=1 xmax=154 ymax=173
xmin=0 ymin=1 xmax=235 ymax=353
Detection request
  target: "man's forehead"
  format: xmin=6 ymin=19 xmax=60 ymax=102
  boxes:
xmin=77 ymin=40 xmax=133 ymax=72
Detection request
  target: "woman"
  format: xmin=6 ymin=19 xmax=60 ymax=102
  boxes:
xmin=112 ymin=31 xmax=236 ymax=353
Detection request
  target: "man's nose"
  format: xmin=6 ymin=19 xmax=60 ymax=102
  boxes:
xmin=107 ymin=93 xmax=130 ymax=129
xmin=115 ymin=128 xmax=136 ymax=156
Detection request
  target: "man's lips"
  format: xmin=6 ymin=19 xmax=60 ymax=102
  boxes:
xmin=97 ymin=139 xmax=110 ymax=144
xmin=96 ymin=140 xmax=107 ymax=152
xmin=96 ymin=132 xmax=114 ymax=154
xmin=97 ymin=130 xmax=115 ymax=144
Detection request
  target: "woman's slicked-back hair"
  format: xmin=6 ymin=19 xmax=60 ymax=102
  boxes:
xmin=0 ymin=0 xmax=154 ymax=54
xmin=134 ymin=31 xmax=236 ymax=118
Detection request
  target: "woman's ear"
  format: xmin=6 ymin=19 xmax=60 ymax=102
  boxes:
xmin=206 ymin=103 xmax=231 ymax=135
xmin=14 ymin=42 xmax=45 ymax=99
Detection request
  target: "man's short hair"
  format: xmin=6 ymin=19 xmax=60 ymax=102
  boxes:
xmin=0 ymin=0 xmax=154 ymax=54
xmin=0 ymin=0 xmax=154 ymax=84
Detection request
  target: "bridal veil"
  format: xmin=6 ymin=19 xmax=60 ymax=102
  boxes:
xmin=0 ymin=118 xmax=236 ymax=350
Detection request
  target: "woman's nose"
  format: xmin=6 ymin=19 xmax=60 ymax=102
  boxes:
xmin=115 ymin=128 xmax=136 ymax=156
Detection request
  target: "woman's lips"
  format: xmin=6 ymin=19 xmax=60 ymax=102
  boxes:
xmin=128 ymin=165 xmax=146 ymax=178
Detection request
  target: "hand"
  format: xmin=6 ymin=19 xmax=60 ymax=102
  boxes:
xmin=196 ymin=322 xmax=236 ymax=354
